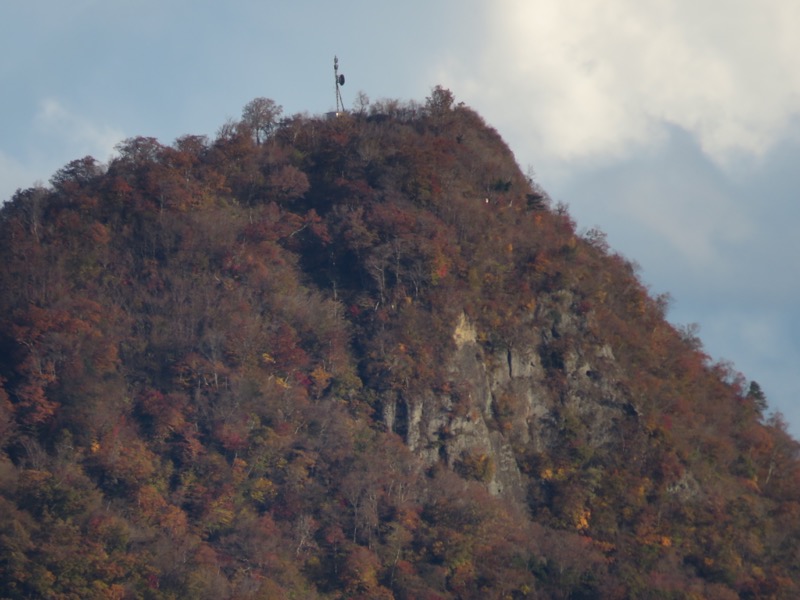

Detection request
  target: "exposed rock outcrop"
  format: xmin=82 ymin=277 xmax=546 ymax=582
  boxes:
xmin=383 ymin=296 xmax=638 ymax=505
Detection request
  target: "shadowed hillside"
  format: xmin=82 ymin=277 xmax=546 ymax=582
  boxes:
xmin=1 ymin=88 xmax=798 ymax=599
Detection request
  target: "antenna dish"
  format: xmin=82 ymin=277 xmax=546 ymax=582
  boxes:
xmin=338 ymin=74 xmax=345 ymax=86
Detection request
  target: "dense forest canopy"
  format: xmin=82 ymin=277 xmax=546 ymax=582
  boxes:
xmin=0 ymin=88 xmax=799 ymax=599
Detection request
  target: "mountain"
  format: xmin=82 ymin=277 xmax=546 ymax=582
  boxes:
xmin=1 ymin=88 xmax=798 ymax=599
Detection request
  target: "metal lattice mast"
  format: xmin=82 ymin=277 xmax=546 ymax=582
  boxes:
xmin=334 ymin=56 xmax=345 ymax=113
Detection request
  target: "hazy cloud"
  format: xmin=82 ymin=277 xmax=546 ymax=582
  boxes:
xmin=559 ymin=127 xmax=754 ymax=270
xmin=35 ymin=98 xmax=124 ymax=162
xmin=0 ymin=99 xmax=125 ymax=201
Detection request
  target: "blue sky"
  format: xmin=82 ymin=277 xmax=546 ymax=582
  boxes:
xmin=3 ymin=1 xmax=799 ymax=436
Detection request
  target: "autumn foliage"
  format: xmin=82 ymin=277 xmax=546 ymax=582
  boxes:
xmin=0 ymin=91 xmax=798 ymax=598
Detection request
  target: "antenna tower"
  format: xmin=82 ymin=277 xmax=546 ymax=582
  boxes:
xmin=334 ymin=56 xmax=345 ymax=113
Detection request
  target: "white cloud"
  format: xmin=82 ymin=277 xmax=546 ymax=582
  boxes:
xmin=0 ymin=99 xmax=126 ymax=202
xmin=439 ymin=0 xmax=800 ymax=168
xmin=35 ymin=98 xmax=124 ymax=162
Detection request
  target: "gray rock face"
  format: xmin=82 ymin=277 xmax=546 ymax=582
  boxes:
xmin=382 ymin=293 xmax=637 ymax=504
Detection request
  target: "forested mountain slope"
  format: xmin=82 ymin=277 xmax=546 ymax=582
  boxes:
xmin=1 ymin=88 xmax=799 ymax=599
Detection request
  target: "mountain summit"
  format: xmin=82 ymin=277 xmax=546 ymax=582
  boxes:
xmin=1 ymin=89 xmax=798 ymax=598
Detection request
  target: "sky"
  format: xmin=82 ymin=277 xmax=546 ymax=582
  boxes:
xmin=3 ymin=0 xmax=799 ymax=436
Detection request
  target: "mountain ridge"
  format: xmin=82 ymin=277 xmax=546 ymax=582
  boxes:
xmin=0 ymin=88 xmax=798 ymax=599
